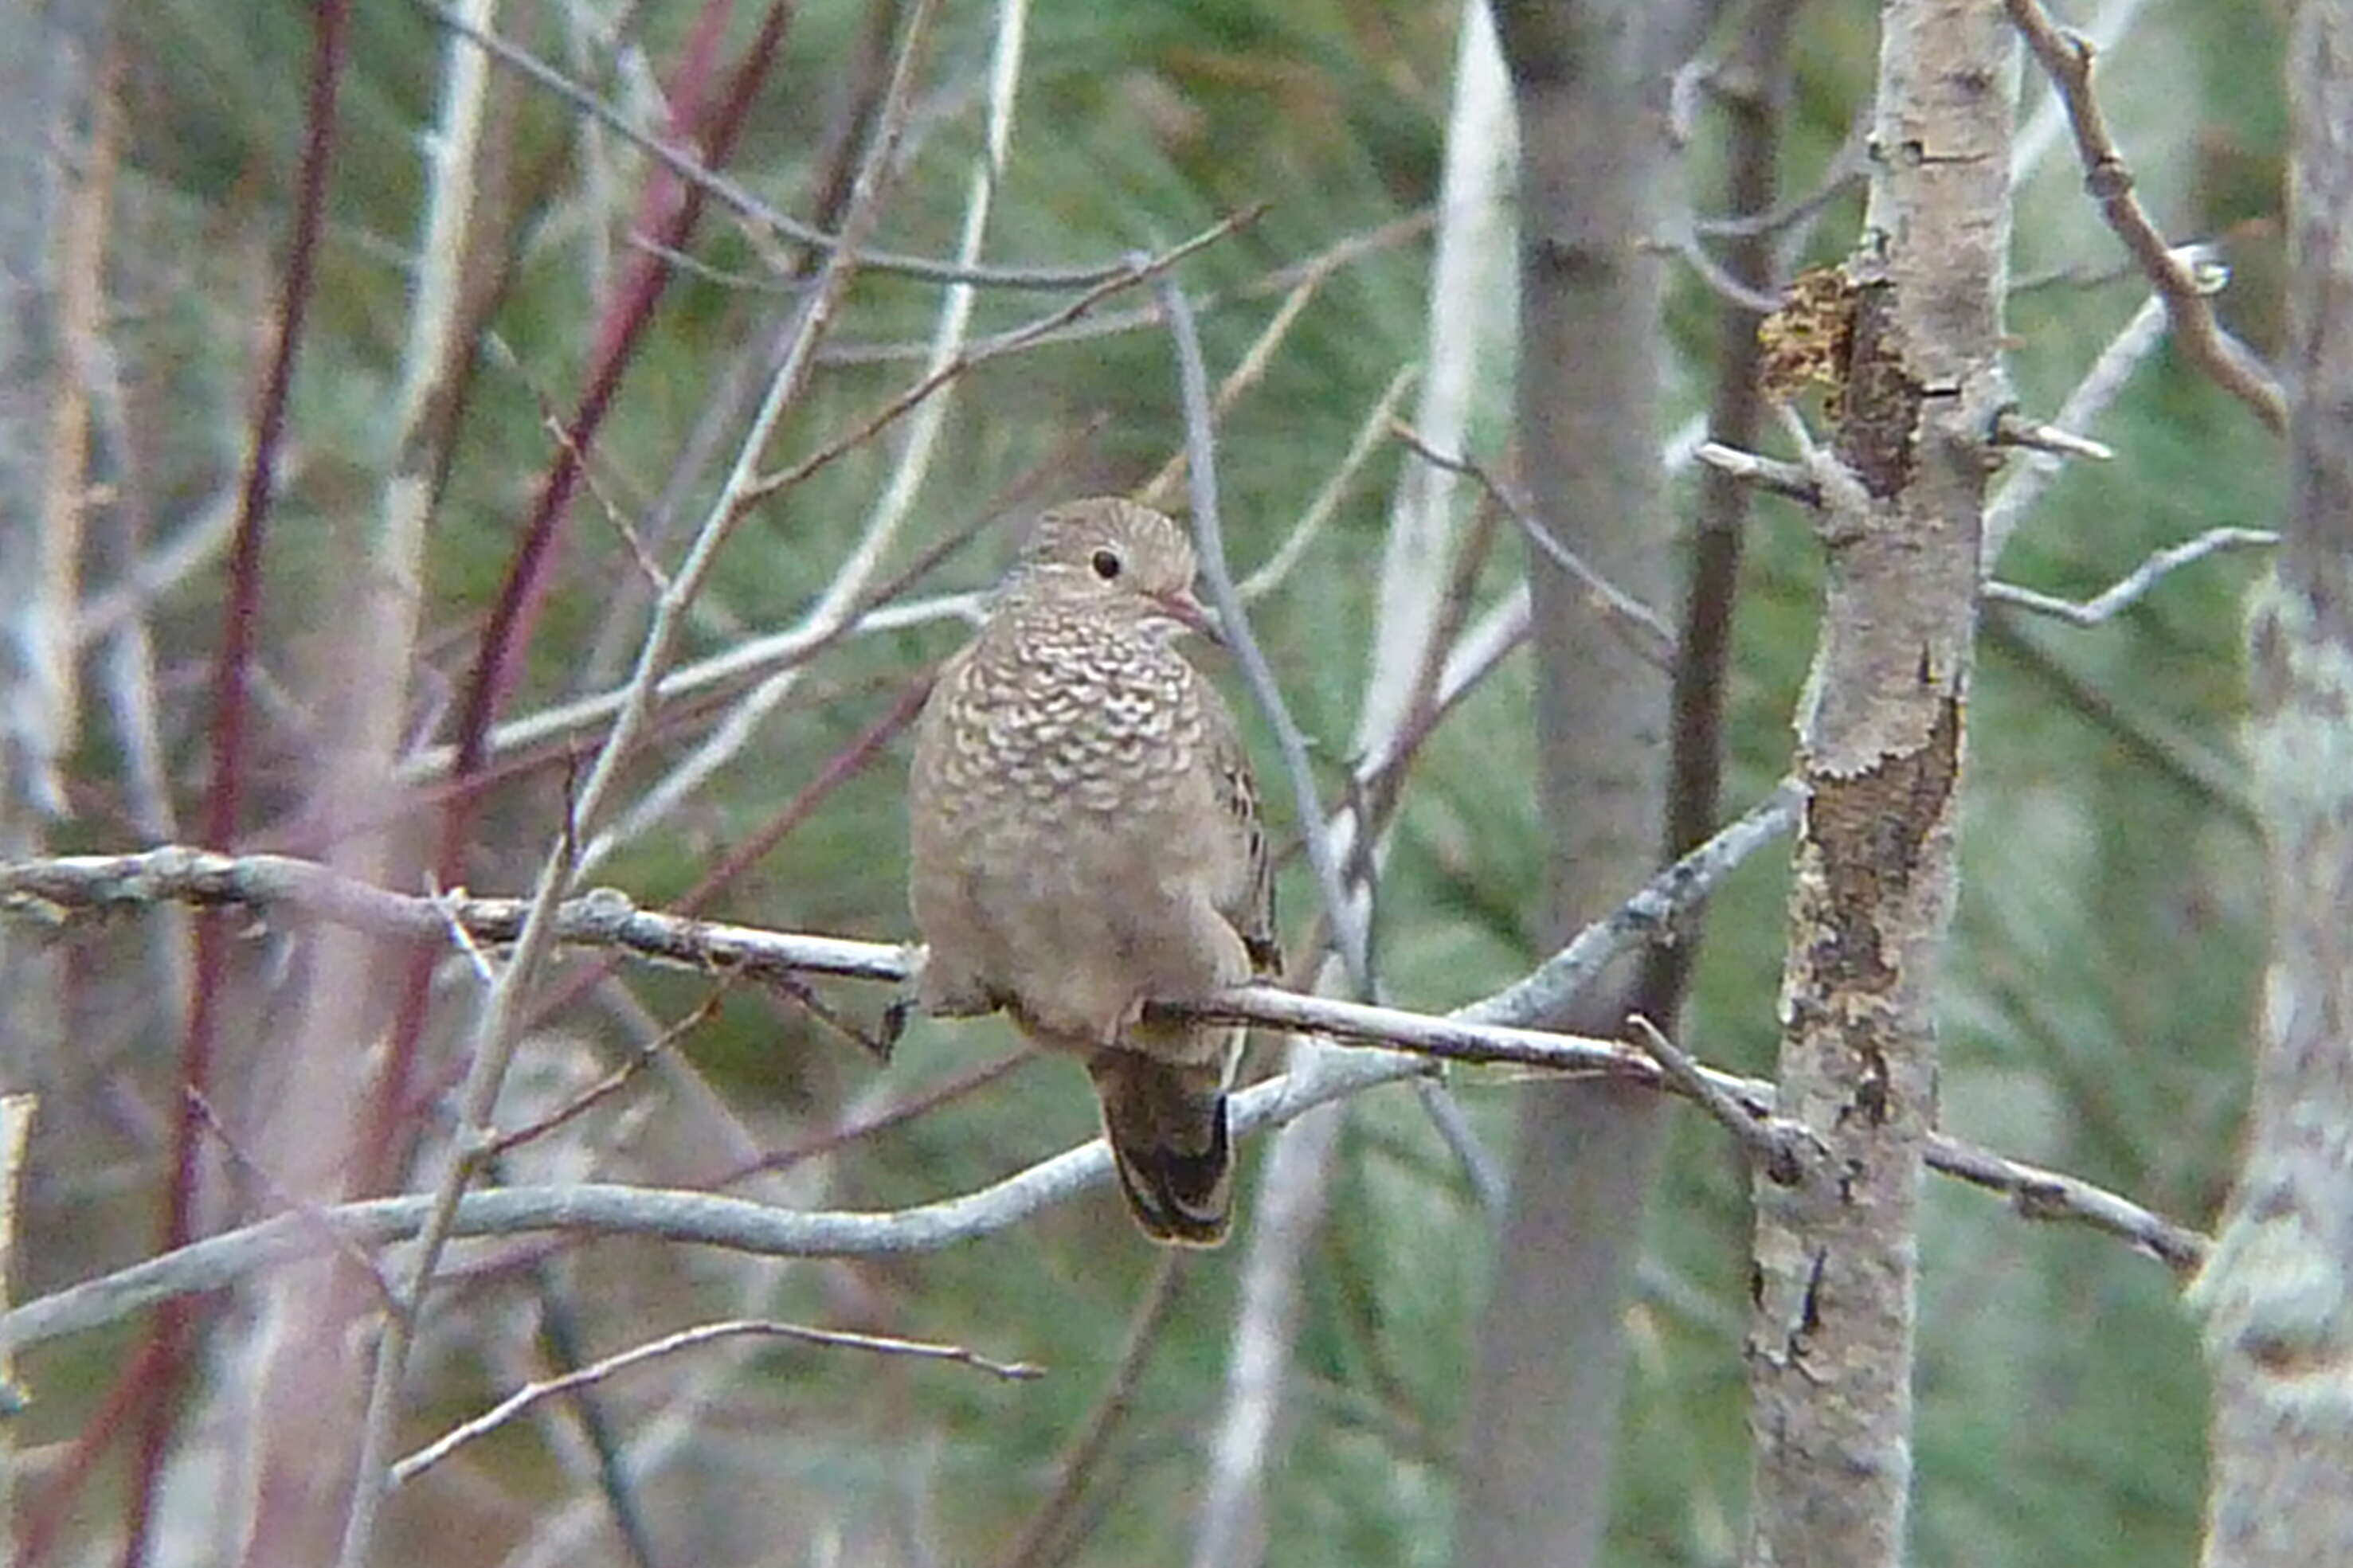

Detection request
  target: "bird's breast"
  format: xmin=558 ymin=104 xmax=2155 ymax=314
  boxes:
xmin=931 ymin=627 xmax=1208 ymax=822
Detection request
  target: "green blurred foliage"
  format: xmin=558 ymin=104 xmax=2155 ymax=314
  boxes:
xmin=38 ymin=0 xmax=2290 ymax=1562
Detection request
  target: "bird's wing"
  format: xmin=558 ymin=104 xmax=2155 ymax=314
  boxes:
xmin=1200 ymin=678 xmax=1282 ymax=978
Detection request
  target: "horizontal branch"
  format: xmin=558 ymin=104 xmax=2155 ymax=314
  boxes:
xmin=0 ymin=817 xmax=2210 ymax=1358
xmin=0 ymin=847 xmax=909 ymax=990
xmin=393 ymin=1316 xmax=1038 ymax=1485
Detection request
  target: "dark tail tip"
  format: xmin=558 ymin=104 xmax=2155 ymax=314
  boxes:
xmin=1088 ymin=1054 xmax=1233 ymax=1247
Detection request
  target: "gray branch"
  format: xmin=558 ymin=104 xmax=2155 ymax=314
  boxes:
xmin=0 ymin=807 xmax=2212 ymax=1360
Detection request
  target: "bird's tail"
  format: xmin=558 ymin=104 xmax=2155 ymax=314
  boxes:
xmin=1086 ymin=1050 xmax=1233 ymax=1246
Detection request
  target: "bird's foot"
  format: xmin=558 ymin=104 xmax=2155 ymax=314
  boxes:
xmin=875 ymin=995 xmax=913 ymax=1062
xmin=899 ymin=944 xmax=1005 ymax=1030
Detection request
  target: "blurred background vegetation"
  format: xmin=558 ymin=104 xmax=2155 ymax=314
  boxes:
xmin=7 ymin=0 xmax=2288 ymax=1562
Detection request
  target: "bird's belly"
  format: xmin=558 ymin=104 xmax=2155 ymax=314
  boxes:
xmin=943 ymin=817 xmax=1236 ymax=1046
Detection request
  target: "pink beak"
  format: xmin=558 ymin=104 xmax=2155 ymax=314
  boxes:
xmin=1151 ymin=586 xmax=1223 ymax=643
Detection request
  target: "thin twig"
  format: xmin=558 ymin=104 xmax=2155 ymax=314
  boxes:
xmin=1137 ymin=251 xmax=1344 ymax=510
xmin=816 ymin=209 xmax=1434 ymax=368
xmin=1465 ymin=782 xmax=1802 ymax=1027
xmin=989 ymin=1253 xmax=1187 ymax=1568
xmin=483 ymin=991 xmax=730 ymax=1160
xmin=1153 ymin=272 xmax=1372 ymax=991
xmin=185 ymin=1091 xmax=402 ymax=1312
xmin=1991 ymin=411 xmax=2113 ymax=461
xmin=408 ymin=0 xmax=1180 ymax=293
xmin=1693 ymin=440 xmax=1822 ymax=505
xmin=75 ymin=459 xmax=304 ymax=647
xmin=1983 ymin=614 xmax=2253 ymax=822
xmin=1693 ymin=119 xmax=1868 ymax=240
xmin=1983 ymin=282 xmax=2178 ymax=566
xmin=1240 ymin=365 xmax=1418 ymax=603
xmin=1348 ymin=584 xmax=1531 ymax=815
xmin=577 ymin=0 xmax=1036 ymax=874
xmin=1 ymin=1096 xmax=38 ymax=1421
xmin=718 ymin=1046 xmax=1040 ymax=1190
xmin=1392 ymin=423 xmax=1680 ymax=668
xmin=393 ymin=435 xmax=1055 ymax=791
xmin=1652 ymin=227 xmax=1786 ymax=315
xmin=335 ymin=4 xmax=936 ymax=1558
xmin=506 ymin=1236 xmax=660 ymax=1568
xmin=742 ymin=211 xmax=1263 ymax=510
xmin=2003 ymin=0 xmax=2287 ymax=432
xmin=1984 ymin=526 xmax=2277 ymax=626
xmin=1408 ymin=1077 xmax=1506 ymax=1216
xmin=1626 ymin=1016 xmax=1809 ymax=1185
xmin=394 ymin=1316 xmax=1039 ymax=1484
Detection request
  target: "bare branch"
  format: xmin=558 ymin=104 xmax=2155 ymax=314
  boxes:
xmin=1985 ymin=614 xmax=2254 ymax=822
xmin=484 ymin=991 xmax=728 ymax=1160
xmin=1693 ymin=119 xmax=1868 ymax=240
xmin=991 ymin=1254 xmax=1186 ymax=1568
xmin=578 ymin=0 xmax=1038 ymax=874
xmin=75 ymin=457 xmax=307 ymax=647
xmin=1983 ymin=281 xmax=2179 ymax=566
xmin=393 ymin=1316 xmax=1038 ymax=1486
xmin=185 ymin=1089 xmax=402 ymax=1313
xmin=1239 ymin=364 xmax=1419 ymax=603
xmin=407 ymin=0 xmax=1196 ymax=294
xmin=816 ymin=209 xmax=1433 ymax=369
xmin=1155 ymin=271 xmax=1372 ymax=990
xmin=2003 ymin=0 xmax=2288 ymax=432
xmin=743 ymin=212 xmax=1262 ymax=510
xmin=0 ymin=1056 xmax=2206 ymax=1367
xmin=1694 ymin=440 xmax=1822 ymax=505
xmin=1626 ymin=1016 xmax=1811 ymax=1187
xmin=1651 ymin=226 xmax=1787 ymax=315
xmin=1390 ymin=423 xmax=1680 ymax=668
xmin=2009 ymin=0 xmax=2152 ymax=182
xmin=1985 ymin=526 xmax=2278 ymax=626
xmin=1991 ymin=410 xmax=2113 ymax=462
xmin=1137 ymin=252 xmax=1341 ymax=512
xmin=1465 ymin=781 xmax=1801 ymax=1028
xmin=0 ymin=787 xmax=2214 ymax=1373
xmin=337 ymin=4 xmax=942 ymax=1554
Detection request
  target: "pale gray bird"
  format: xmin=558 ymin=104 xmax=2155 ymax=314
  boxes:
xmin=907 ymin=497 xmax=1280 ymax=1245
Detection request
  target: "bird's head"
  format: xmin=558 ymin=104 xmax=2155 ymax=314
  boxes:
xmin=1000 ymin=497 xmax=1220 ymax=643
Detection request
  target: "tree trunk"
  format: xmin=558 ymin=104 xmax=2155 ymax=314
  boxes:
xmin=1741 ymin=4 xmax=2010 ymax=1565
xmin=1453 ymin=3 xmax=1684 ymax=1564
xmin=2191 ymin=3 xmax=2353 ymax=1562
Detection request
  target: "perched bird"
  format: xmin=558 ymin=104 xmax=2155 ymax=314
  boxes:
xmin=907 ymin=497 xmax=1280 ymax=1245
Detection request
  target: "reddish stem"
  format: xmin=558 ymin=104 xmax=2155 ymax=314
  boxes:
xmin=99 ymin=7 xmax=352 ymax=1567
xmin=359 ymin=0 xmax=798 ymax=1199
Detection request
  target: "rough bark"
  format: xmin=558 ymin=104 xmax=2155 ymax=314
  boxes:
xmin=1740 ymin=5 xmax=2010 ymax=1566
xmin=1452 ymin=4 xmax=1684 ymax=1564
xmin=2191 ymin=4 xmax=2353 ymax=1562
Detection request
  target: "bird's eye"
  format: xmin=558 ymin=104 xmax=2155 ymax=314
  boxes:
xmin=1090 ymin=548 xmax=1123 ymax=581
